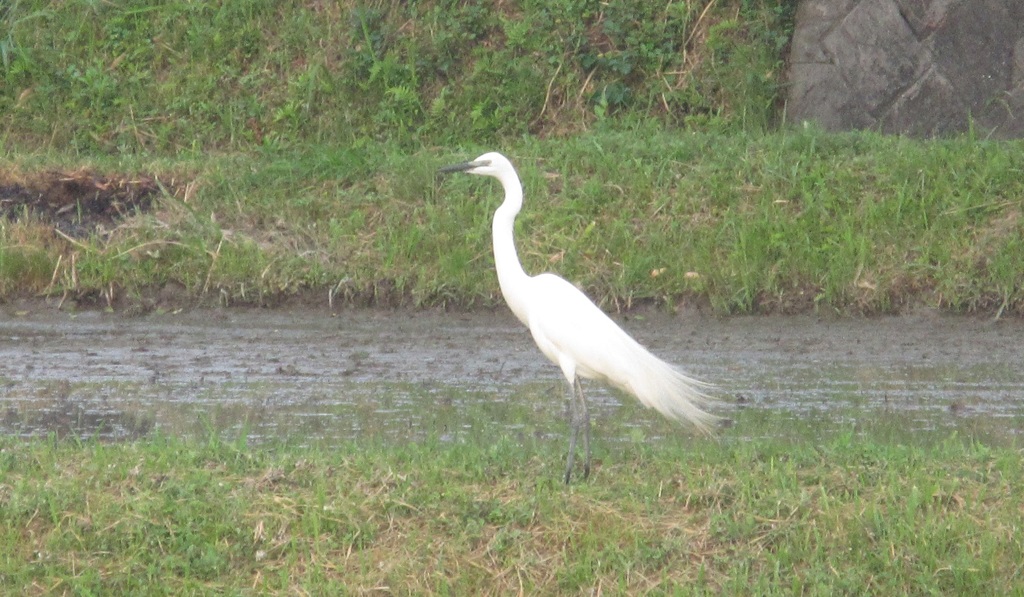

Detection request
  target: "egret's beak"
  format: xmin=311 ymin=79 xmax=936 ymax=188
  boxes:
xmin=438 ymin=160 xmax=489 ymax=174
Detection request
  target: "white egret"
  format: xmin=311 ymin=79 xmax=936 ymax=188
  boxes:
xmin=439 ymin=152 xmax=718 ymax=483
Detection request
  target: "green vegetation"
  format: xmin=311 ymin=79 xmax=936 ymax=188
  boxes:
xmin=0 ymin=0 xmax=1021 ymax=315
xmin=3 ymin=128 xmax=1023 ymax=314
xmin=1 ymin=417 xmax=1021 ymax=594
xmin=1 ymin=0 xmax=791 ymax=150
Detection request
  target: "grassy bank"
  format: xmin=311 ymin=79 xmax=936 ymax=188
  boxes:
xmin=1 ymin=421 xmax=1021 ymax=594
xmin=1 ymin=1 xmax=1022 ymax=314
xmin=3 ymin=128 xmax=1024 ymax=314
xmin=1 ymin=0 xmax=791 ymax=150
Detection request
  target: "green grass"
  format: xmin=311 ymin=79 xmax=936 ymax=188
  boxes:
xmin=0 ymin=418 xmax=1021 ymax=594
xmin=1 ymin=1 xmax=1021 ymax=314
xmin=3 ymin=127 xmax=1023 ymax=314
xmin=1 ymin=0 xmax=792 ymax=151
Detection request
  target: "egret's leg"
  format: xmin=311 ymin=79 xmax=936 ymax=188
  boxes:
xmin=575 ymin=377 xmax=591 ymax=479
xmin=564 ymin=379 xmax=580 ymax=484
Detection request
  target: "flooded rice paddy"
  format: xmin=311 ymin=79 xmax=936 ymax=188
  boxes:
xmin=2 ymin=306 xmax=1022 ymax=445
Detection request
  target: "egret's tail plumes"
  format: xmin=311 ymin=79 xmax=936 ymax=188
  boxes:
xmin=606 ymin=338 xmax=719 ymax=434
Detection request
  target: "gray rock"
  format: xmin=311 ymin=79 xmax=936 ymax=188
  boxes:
xmin=787 ymin=0 xmax=1024 ymax=138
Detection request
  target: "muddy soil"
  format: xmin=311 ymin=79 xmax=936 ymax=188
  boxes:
xmin=0 ymin=169 xmax=160 ymax=237
xmin=1 ymin=305 xmax=1022 ymax=443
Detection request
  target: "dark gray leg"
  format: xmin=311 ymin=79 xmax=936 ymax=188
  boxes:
xmin=576 ymin=376 xmax=591 ymax=479
xmin=564 ymin=378 xmax=580 ymax=484
xmin=564 ymin=375 xmax=592 ymax=484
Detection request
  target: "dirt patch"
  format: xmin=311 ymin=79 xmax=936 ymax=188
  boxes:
xmin=0 ymin=169 xmax=161 ymax=238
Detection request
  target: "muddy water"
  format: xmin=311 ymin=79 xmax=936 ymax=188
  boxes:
xmin=1 ymin=307 xmax=1022 ymax=444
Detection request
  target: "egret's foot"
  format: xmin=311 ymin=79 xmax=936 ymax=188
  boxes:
xmin=562 ymin=423 xmax=590 ymax=483
xmin=564 ymin=418 xmax=580 ymax=484
xmin=563 ymin=445 xmax=576 ymax=484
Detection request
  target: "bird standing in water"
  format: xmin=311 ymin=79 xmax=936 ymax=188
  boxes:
xmin=439 ymin=152 xmax=718 ymax=483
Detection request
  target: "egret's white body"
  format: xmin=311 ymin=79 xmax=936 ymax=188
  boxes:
xmin=439 ymin=152 xmax=717 ymax=482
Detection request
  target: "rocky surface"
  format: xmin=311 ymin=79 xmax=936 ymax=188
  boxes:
xmin=787 ymin=0 xmax=1024 ymax=138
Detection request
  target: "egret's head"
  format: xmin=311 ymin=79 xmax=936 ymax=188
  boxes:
xmin=438 ymin=152 xmax=511 ymax=178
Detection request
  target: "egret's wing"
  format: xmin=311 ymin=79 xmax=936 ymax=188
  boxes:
xmin=525 ymin=274 xmax=637 ymax=380
xmin=525 ymin=273 xmax=718 ymax=431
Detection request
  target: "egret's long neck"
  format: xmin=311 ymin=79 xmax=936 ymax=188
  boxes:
xmin=491 ymin=171 xmax=531 ymax=325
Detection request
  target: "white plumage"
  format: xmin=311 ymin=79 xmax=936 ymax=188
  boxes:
xmin=524 ymin=273 xmax=717 ymax=428
xmin=439 ymin=152 xmax=718 ymax=482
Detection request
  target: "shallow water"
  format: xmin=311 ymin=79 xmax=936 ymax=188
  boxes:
xmin=1 ymin=306 xmax=1022 ymax=444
